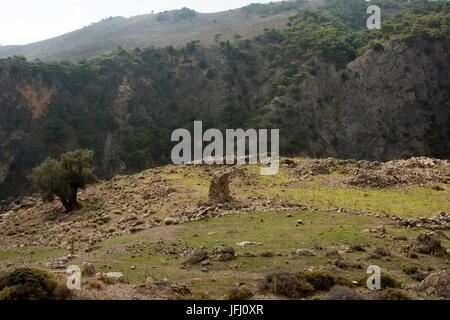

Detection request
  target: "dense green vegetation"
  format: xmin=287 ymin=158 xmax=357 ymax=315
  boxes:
xmin=156 ymin=7 xmax=197 ymax=22
xmin=32 ymin=149 xmax=97 ymax=212
xmin=0 ymin=267 xmax=65 ymax=300
xmin=241 ymin=0 xmax=307 ymax=16
xmin=257 ymin=0 xmax=449 ymax=69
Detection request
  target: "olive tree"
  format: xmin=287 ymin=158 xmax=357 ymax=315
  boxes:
xmin=32 ymin=149 xmax=97 ymax=212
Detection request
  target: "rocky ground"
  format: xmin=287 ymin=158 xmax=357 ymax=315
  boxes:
xmin=0 ymin=157 xmax=449 ymax=300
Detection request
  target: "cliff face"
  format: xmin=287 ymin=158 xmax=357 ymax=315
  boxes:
xmin=285 ymin=39 xmax=449 ymax=160
xmin=0 ymin=37 xmax=448 ymax=200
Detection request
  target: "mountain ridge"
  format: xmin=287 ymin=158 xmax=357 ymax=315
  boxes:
xmin=0 ymin=1 xmax=321 ymax=62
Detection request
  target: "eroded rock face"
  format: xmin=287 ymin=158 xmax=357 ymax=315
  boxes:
xmin=417 ymin=270 xmax=450 ymax=298
xmin=208 ymin=172 xmax=231 ymax=203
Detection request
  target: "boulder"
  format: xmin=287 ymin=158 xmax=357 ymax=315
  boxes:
xmin=374 ymin=247 xmax=390 ymax=257
xmin=81 ymin=262 xmax=96 ymax=277
xmin=376 ymin=225 xmax=386 ymax=234
xmin=417 ymin=270 xmax=450 ymax=298
xmin=296 ymin=249 xmax=316 ymax=256
xmin=211 ymin=246 xmax=235 ymax=261
xmin=325 ymin=248 xmax=342 ymax=259
xmin=411 ymin=233 xmax=444 ymax=254
xmin=145 ymin=277 xmax=155 ymax=286
xmin=182 ymin=248 xmax=208 ymax=265
xmin=236 ymin=241 xmax=261 ymax=247
xmin=163 ymin=217 xmax=178 ymax=225
xmin=105 ymin=272 xmax=125 ymax=283
xmin=259 ymin=251 xmax=276 ymax=257
xmin=171 ymin=283 xmax=191 ymax=295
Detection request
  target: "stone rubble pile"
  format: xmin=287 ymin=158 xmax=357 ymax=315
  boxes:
xmin=292 ymin=157 xmax=449 ymax=189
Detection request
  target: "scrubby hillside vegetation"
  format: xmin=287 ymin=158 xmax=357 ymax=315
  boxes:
xmin=0 ymin=0 xmax=449 ymax=200
xmin=0 ymin=1 xmax=313 ymax=62
xmin=0 ymin=157 xmax=449 ymax=300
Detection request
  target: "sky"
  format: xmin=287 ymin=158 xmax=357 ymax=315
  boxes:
xmin=0 ymin=0 xmax=276 ymax=46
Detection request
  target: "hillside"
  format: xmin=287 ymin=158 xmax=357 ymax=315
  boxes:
xmin=0 ymin=0 xmax=449 ymax=303
xmin=0 ymin=157 xmax=449 ymax=300
xmin=0 ymin=0 xmax=321 ymax=62
xmin=1 ymin=0 xmax=449 ymax=201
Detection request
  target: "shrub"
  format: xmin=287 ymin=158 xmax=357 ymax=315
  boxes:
xmin=0 ymin=267 xmax=67 ymax=300
xmin=370 ymin=40 xmax=384 ymax=52
xmin=378 ymin=288 xmax=412 ymax=300
xmin=326 ymin=285 xmax=363 ymax=300
xmin=403 ymin=266 xmax=418 ymax=275
xmin=305 ymin=270 xmax=353 ymax=291
xmin=360 ymin=272 xmax=401 ymax=289
xmin=225 ymin=286 xmax=254 ymax=300
xmin=44 ymin=118 xmax=72 ymax=144
xmin=305 ymin=271 xmax=336 ymax=291
xmin=259 ymin=270 xmax=315 ymax=298
xmin=173 ymin=7 xmax=197 ymax=22
xmin=335 ymin=167 xmax=351 ymax=175
xmin=88 ymin=280 xmax=104 ymax=289
xmin=156 ymin=11 xmax=169 ymax=22
xmin=95 ymin=274 xmax=116 ymax=285
xmin=32 ymin=149 xmax=97 ymax=212
xmin=206 ymin=68 xmax=217 ymax=79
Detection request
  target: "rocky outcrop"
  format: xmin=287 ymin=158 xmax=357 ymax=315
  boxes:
xmin=410 ymin=233 xmax=445 ymax=255
xmin=208 ymin=172 xmax=231 ymax=203
xmin=417 ymin=270 xmax=450 ymax=298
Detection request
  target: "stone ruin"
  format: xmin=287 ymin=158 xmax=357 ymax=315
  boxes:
xmin=208 ymin=171 xmax=231 ymax=203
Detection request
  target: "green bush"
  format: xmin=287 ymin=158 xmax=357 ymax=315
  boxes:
xmin=305 ymin=270 xmax=353 ymax=291
xmin=173 ymin=7 xmax=197 ymax=22
xmin=403 ymin=266 xmax=418 ymax=275
xmin=378 ymin=288 xmax=412 ymax=300
xmin=360 ymin=272 xmax=401 ymax=289
xmin=0 ymin=267 xmax=68 ymax=300
xmin=225 ymin=286 xmax=254 ymax=300
xmin=326 ymin=285 xmax=363 ymax=300
xmin=305 ymin=271 xmax=336 ymax=291
xmin=206 ymin=68 xmax=217 ymax=79
xmin=241 ymin=1 xmax=306 ymax=16
xmin=259 ymin=270 xmax=315 ymax=298
xmin=32 ymin=149 xmax=97 ymax=212
xmin=44 ymin=119 xmax=72 ymax=144
xmin=156 ymin=11 xmax=169 ymax=22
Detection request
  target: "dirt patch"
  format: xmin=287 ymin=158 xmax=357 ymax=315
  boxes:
xmin=19 ymin=83 xmax=56 ymax=120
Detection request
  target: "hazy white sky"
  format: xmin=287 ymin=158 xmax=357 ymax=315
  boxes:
xmin=0 ymin=0 xmax=275 ymax=46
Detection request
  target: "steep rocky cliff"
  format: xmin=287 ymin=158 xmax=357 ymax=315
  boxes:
xmin=0 ymin=3 xmax=448 ymax=200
